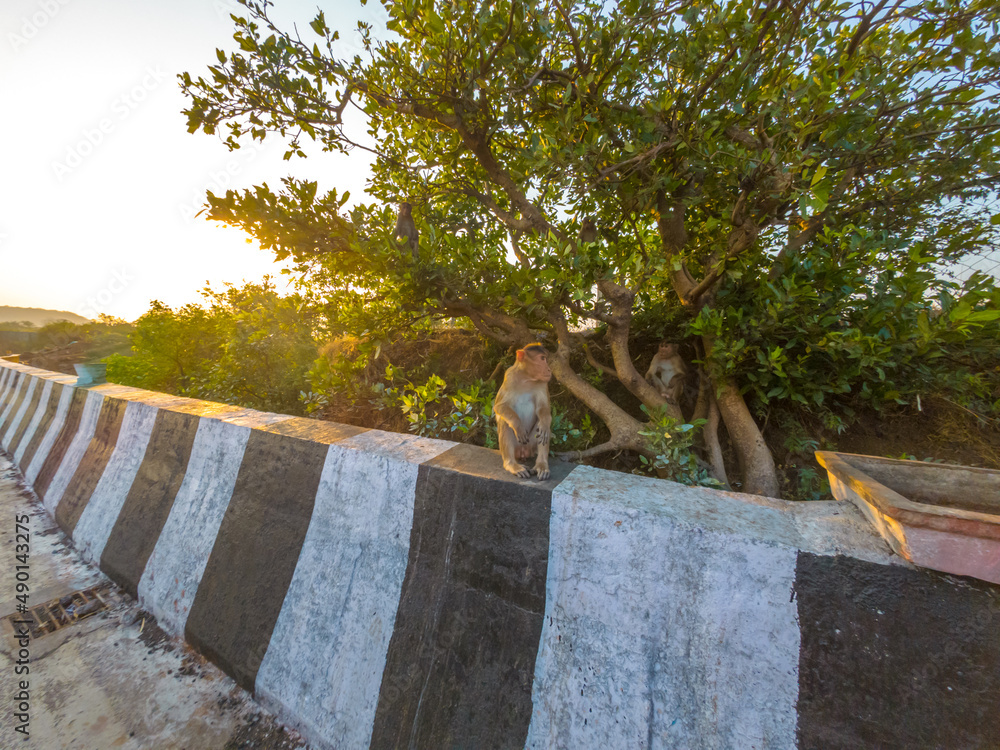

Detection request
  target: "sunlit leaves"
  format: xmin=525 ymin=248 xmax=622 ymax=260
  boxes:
xmin=177 ymin=0 xmax=1000 ymax=426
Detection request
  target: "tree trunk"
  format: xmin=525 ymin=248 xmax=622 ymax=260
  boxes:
xmin=657 ymin=194 xmax=781 ymax=498
xmin=693 ymin=372 xmax=731 ymax=488
xmin=712 ymin=374 xmax=780 ymax=497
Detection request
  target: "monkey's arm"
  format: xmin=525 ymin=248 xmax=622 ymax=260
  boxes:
xmin=645 ymin=364 xmax=662 ymax=389
xmin=493 ymin=400 xmax=529 ymax=442
xmin=534 ymin=398 xmax=551 ymax=445
xmin=644 ymin=359 xmax=658 ymax=383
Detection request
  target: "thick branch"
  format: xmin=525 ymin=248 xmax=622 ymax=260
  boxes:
xmin=441 ymin=299 xmax=532 ymax=347
xmin=598 ymin=140 xmax=678 ymax=181
xmin=769 ymin=166 xmax=856 ymax=277
xmin=564 ymin=297 xmax=615 ymax=325
xmin=453 ymin=186 xmax=535 ymax=233
xmin=844 ymin=0 xmax=892 ymax=60
xmin=581 ymin=340 xmax=621 ymax=382
xmin=547 ymin=310 xmax=645 ymax=431
xmin=686 ymin=220 xmax=760 ymax=305
xmin=596 ymin=279 xmax=678 ymax=415
xmin=656 ymin=192 xmax=696 ymax=300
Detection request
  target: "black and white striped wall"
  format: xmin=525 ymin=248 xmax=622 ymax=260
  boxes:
xmin=2 ymin=361 xmax=999 ymax=749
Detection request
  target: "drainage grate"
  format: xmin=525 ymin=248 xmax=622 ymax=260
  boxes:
xmin=4 ymin=583 xmax=114 ymax=639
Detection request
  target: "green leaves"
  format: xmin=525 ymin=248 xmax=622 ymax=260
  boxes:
xmin=637 ymin=408 xmax=720 ymax=487
xmin=175 ymin=0 xmax=1000 ymax=442
xmin=309 ymin=11 xmax=328 ymax=37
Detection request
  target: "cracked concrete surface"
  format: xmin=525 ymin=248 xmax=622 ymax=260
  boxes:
xmin=0 ymin=454 xmax=311 ymax=750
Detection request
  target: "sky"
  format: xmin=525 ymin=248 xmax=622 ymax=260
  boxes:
xmin=2 ymin=1 xmax=997 ymax=324
xmin=0 ymin=0 xmax=386 ymax=321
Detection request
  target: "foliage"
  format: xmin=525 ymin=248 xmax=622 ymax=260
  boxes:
xmin=180 ymin=0 xmax=1000 ymax=496
xmin=788 ymin=466 xmax=832 ymax=503
xmin=36 ymin=315 xmax=133 ymax=360
xmin=695 ymin=261 xmax=1000 ymax=422
xmin=550 ymin=406 xmax=599 ymax=455
xmin=202 ymin=281 xmax=319 ymax=414
xmin=636 ymin=407 xmax=721 ymax=487
xmin=372 ymin=366 xmax=497 ymax=440
xmin=105 ymin=301 xmax=226 ymax=394
xmin=368 ymin=364 xmax=598 ymax=453
xmin=106 ymin=280 xmax=318 ymax=414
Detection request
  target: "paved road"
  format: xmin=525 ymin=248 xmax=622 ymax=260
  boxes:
xmin=0 ymin=453 xmax=309 ymax=750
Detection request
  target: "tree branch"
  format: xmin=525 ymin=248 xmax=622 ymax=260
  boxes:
xmin=581 ymin=340 xmax=621 ymax=381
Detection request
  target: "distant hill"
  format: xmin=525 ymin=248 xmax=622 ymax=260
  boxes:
xmin=0 ymin=306 xmax=89 ymax=326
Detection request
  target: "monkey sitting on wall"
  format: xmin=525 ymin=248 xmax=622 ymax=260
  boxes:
xmin=494 ymin=343 xmax=553 ymax=480
xmin=645 ymin=342 xmax=687 ymax=406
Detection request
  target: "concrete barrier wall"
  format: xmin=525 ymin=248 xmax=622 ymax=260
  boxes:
xmin=2 ymin=360 xmax=999 ymax=749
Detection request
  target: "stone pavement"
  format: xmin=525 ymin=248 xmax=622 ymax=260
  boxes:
xmin=0 ymin=453 xmax=309 ymax=750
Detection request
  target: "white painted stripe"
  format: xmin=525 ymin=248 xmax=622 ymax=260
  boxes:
xmin=41 ymin=390 xmax=104 ymax=515
xmin=0 ymin=367 xmax=15 ymax=396
xmin=255 ymin=431 xmax=453 ymax=750
xmin=525 ymin=467 xmax=800 ymax=750
xmin=24 ymin=385 xmax=75 ymax=486
xmin=72 ymin=401 xmax=160 ymax=565
xmin=0 ymin=374 xmax=26 ymax=431
xmin=0 ymin=370 xmax=23 ymax=409
xmin=14 ymin=379 xmax=53 ymax=464
xmin=3 ymin=377 xmax=37 ymax=447
xmin=137 ymin=417 xmax=251 ymax=636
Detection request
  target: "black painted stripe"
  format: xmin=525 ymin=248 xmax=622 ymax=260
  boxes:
xmin=370 ymin=444 xmax=572 ymax=750
xmin=8 ymin=378 xmax=44 ymax=457
xmin=34 ymin=387 xmax=88 ymax=499
xmin=100 ymin=410 xmax=201 ymax=597
xmin=795 ymin=552 xmax=1000 ymax=749
xmin=0 ymin=371 xmax=12 ymax=404
xmin=54 ymin=397 xmax=127 ymax=535
xmin=18 ymin=382 xmax=65 ymax=472
xmin=0 ymin=375 xmax=29 ymax=439
xmin=184 ymin=429 xmax=329 ymax=692
xmin=258 ymin=416 xmax=368 ymax=443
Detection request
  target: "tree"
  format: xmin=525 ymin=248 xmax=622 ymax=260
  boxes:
xmin=201 ymin=280 xmax=319 ymax=414
xmin=106 ymin=281 xmax=319 ymax=414
xmin=182 ymin=0 xmax=1000 ymax=496
xmin=108 ymin=300 xmax=228 ymax=395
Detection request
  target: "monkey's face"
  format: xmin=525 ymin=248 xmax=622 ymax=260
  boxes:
xmin=529 ymin=351 xmax=553 ymax=382
xmin=659 ymin=343 xmax=677 ymax=356
xmin=519 ymin=348 xmax=552 ymax=382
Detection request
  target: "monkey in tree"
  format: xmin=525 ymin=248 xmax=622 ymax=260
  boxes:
xmin=494 ymin=343 xmax=553 ymax=480
xmin=579 ymin=217 xmax=598 ymax=243
xmin=393 ymin=201 xmax=419 ymax=260
xmin=646 ymin=342 xmax=687 ymax=406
